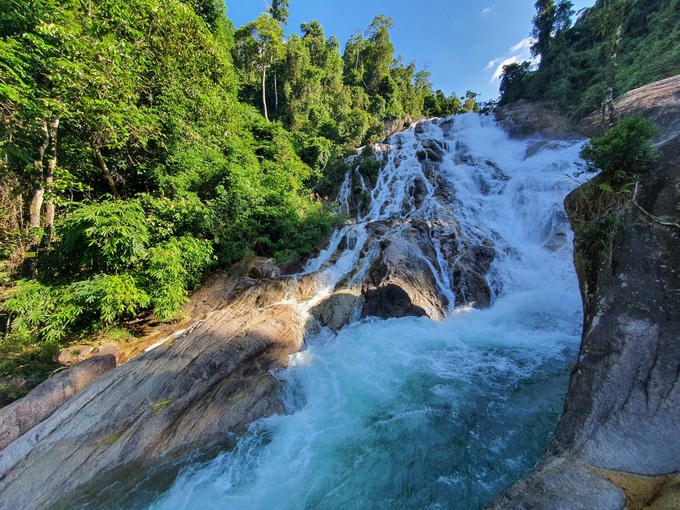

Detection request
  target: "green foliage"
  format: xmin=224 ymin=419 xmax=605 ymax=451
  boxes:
xmin=423 ymin=90 xmax=462 ymax=117
xmin=144 ymin=237 xmax=212 ymax=320
xmin=531 ymin=1 xmax=574 ymax=61
xmin=499 ymin=62 xmax=533 ymax=106
xmin=359 ymin=156 xmax=381 ymax=185
xmin=241 ymin=13 xmax=477 ymax=152
xmin=500 ymin=0 xmax=680 ymax=118
xmin=575 ymin=213 xmax=623 ymax=255
xmin=579 ymin=116 xmax=660 ymax=183
xmin=268 ymin=0 xmax=290 ymax=24
xmin=59 ymin=200 xmax=150 ymax=273
xmin=71 ymin=274 xmax=150 ymax=325
xmin=3 ymin=280 xmax=81 ymax=343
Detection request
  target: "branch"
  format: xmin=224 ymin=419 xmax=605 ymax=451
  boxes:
xmin=632 ymin=181 xmax=680 ymax=231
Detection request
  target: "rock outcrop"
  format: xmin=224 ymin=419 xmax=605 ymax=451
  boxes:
xmin=489 ymin=76 xmax=680 ymax=509
xmin=495 ymin=99 xmax=584 ymax=140
xmin=0 ymin=355 xmax=116 ymax=451
xmin=0 ymin=298 xmax=305 ymax=510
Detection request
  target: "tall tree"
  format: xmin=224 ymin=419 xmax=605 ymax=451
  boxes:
xmin=268 ymin=0 xmax=290 ymax=25
xmin=234 ymin=14 xmax=285 ymax=122
xmin=599 ymin=0 xmax=637 ymax=128
xmin=531 ymin=0 xmax=573 ymax=64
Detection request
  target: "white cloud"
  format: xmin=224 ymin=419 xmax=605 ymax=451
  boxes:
xmin=491 ymin=56 xmax=518 ymax=81
xmin=486 ymin=37 xmax=536 ymax=82
xmin=485 ymin=57 xmax=502 ymax=71
xmin=482 ymin=6 xmax=495 ymax=15
xmin=509 ymin=38 xmax=532 ymax=54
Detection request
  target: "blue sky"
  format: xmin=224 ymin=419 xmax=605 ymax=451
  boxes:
xmin=225 ymin=0 xmax=594 ymax=101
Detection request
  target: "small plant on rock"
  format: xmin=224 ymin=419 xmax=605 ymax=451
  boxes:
xmin=579 ymin=116 xmax=659 ymax=185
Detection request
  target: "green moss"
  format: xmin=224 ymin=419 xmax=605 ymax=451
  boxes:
xmin=150 ymin=396 xmax=178 ymax=415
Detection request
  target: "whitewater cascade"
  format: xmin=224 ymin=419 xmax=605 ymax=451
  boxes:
xmin=144 ymin=113 xmax=587 ymax=510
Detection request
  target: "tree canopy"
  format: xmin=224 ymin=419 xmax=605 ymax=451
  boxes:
xmin=499 ymin=0 xmax=680 ymax=118
xmin=0 ymin=0 xmax=482 ymax=398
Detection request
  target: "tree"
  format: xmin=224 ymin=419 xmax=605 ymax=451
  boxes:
xmin=599 ymin=0 xmax=638 ymax=128
xmin=499 ymin=61 xmax=532 ymax=105
xmin=531 ymin=0 xmax=573 ymax=64
xmin=580 ymin=115 xmax=658 ymax=183
xmin=462 ymin=90 xmax=479 ymax=113
xmin=268 ymin=0 xmax=290 ymax=25
xmin=362 ymin=15 xmax=395 ymax=93
xmin=234 ymin=14 xmax=285 ymax=122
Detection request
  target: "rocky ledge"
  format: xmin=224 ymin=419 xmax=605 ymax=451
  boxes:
xmin=489 ymin=75 xmax=680 ymax=509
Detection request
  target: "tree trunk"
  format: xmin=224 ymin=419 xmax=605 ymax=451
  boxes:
xmin=39 ymin=118 xmax=59 ymax=256
xmin=274 ymin=70 xmax=278 ymax=112
xmin=25 ymin=120 xmax=49 ymax=276
xmin=603 ymin=22 xmax=622 ymax=129
xmin=95 ymin=147 xmax=120 ymax=198
xmin=601 ymin=0 xmax=636 ymax=129
xmin=262 ymin=66 xmax=269 ymax=122
xmin=29 ymin=121 xmax=49 ymax=230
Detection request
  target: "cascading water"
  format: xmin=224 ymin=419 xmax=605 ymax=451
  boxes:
xmin=150 ymin=113 xmax=586 ymax=509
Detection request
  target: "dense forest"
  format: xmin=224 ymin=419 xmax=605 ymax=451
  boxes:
xmin=0 ymin=0 xmax=480 ymax=396
xmin=499 ymin=0 xmax=680 ymax=119
xmin=1 ymin=0 xmax=677 ymax=400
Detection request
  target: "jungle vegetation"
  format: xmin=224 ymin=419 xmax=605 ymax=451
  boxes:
xmin=0 ymin=0 xmax=478 ymax=396
xmin=499 ymin=0 xmax=680 ymax=120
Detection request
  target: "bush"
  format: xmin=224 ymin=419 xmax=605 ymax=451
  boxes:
xmin=59 ymin=200 xmax=150 ymax=273
xmin=579 ymin=116 xmax=659 ymax=183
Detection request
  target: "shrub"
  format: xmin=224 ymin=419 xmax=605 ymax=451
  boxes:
xmin=580 ymin=116 xmax=659 ymax=184
xmin=143 ymin=236 xmax=213 ymax=320
xmin=59 ymin=200 xmax=150 ymax=273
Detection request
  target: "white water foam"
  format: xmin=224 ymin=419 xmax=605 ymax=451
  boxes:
xmin=150 ymin=114 xmax=587 ymax=509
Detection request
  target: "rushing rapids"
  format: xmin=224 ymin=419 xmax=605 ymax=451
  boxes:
xmin=146 ymin=113 xmax=588 ymax=509
xmin=0 ymin=112 xmax=587 ymax=509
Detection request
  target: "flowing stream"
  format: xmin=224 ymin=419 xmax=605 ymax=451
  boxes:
xmin=151 ymin=114 xmax=586 ymax=509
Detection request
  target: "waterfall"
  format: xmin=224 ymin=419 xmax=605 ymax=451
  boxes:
xmin=150 ymin=113 xmax=586 ymax=509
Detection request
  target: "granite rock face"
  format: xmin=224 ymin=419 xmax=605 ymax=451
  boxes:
xmin=489 ymin=76 xmax=680 ymax=509
xmin=0 ymin=355 xmax=116 ymax=451
xmin=495 ymin=99 xmax=585 ymax=140
xmin=0 ymin=300 xmax=305 ymax=510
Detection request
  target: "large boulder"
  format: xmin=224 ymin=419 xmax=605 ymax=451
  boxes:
xmin=310 ymin=292 xmax=363 ymax=331
xmin=0 ymin=355 xmax=116 ymax=451
xmin=362 ymin=219 xmax=450 ymax=321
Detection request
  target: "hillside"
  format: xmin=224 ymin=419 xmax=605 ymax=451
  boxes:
xmin=499 ymin=0 xmax=680 ymax=120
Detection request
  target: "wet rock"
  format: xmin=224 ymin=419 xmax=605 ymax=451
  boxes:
xmin=310 ymin=292 xmax=362 ymax=331
xmin=434 ymin=174 xmax=456 ymax=203
xmin=473 ymin=161 xmax=510 ymax=196
xmin=363 ymin=284 xmax=428 ymax=319
xmin=420 ymin=139 xmax=446 ymax=162
xmin=361 ymin=222 xmax=450 ymax=321
xmin=0 ymin=305 xmax=304 ymax=510
xmin=0 ymin=355 xmax=116 ymax=451
xmin=439 ymin=228 xmax=494 ymax=308
xmin=410 ymin=177 xmax=429 ymax=210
